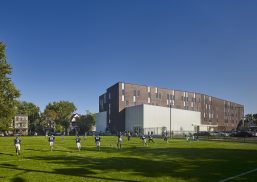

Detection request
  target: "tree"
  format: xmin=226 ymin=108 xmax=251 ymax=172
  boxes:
xmin=0 ymin=42 xmax=20 ymax=131
xmin=253 ymin=114 xmax=257 ymax=125
xmin=44 ymin=101 xmax=76 ymax=135
xmin=16 ymin=101 xmax=40 ymax=134
xmin=77 ymin=113 xmax=96 ymax=134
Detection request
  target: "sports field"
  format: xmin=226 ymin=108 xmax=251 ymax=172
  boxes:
xmin=0 ymin=136 xmax=257 ymax=182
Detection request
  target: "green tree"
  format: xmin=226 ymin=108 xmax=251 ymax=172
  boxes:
xmin=0 ymin=42 xmax=20 ymax=131
xmin=16 ymin=101 xmax=40 ymax=133
xmin=77 ymin=113 xmax=96 ymax=134
xmin=253 ymin=114 xmax=257 ymax=125
xmin=44 ymin=101 xmax=76 ymax=134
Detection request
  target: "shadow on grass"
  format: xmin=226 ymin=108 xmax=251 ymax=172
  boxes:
xmin=11 ymin=177 xmax=26 ymax=182
xmin=0 ymin=152 xmax=14 ymax=156
xmin=1 ymin=147 xmax=257 ymax=182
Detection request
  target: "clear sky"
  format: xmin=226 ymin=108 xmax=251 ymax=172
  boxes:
xmin=1 ymin=0 xmax=257 ymax=114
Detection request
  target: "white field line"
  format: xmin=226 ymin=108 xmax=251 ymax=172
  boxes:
xmin=218 ymin=167 xmax=257 ymax=182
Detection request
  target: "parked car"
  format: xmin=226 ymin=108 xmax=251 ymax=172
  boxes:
xmin=48 ymin=131 xmax=62 ymax=136
xmin=194 ymin=131 xmax=210 ymax=136
xmin=230 ymin=131 xmax=254 ymax=137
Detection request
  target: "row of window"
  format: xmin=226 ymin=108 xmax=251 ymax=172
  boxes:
xmin=15 ymin=117 xmax=28 ymax=121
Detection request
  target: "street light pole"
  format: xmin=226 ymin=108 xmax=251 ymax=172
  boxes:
xmin=170 ymin=102 xmax=172 ymax=139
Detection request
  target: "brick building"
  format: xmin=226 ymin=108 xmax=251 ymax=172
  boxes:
xmin=97 ymin=82 xmax=244 ymax=133
xmin=13 ymin=115 xmax=29 ymax=135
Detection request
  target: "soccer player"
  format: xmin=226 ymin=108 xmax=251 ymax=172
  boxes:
xmin=14 ymin=136 xmax=21 ymax=156
xmin=49 ymin=135 xmax=55 ymax=151
xmin=148 ymin=133 xmax=155 ymax=144
xmin=127 ymin=131 xmax=131 ymax=141
xmin=164 ymin=132 xmax=168 ymax=143
xmin=117 ymin=133 xmax=122 ymax=149
xmin=75 ymin=135 xmax=81 ymax=151
xmin=95 ymin=135 xmax=101 ymax=150
xmin=141 ymin=135 xmax=147 ymax=146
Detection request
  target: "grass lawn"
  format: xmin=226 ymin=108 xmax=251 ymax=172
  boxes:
xmin=0 ymin=136 xmax=257 ymax=182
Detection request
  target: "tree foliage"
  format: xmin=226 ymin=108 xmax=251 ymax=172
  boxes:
xmin=44 ymin=101 xmax=76 ymax=133
xmin=245 ymin=114 xmax=257 ymax=125
xmin=16 ymin=101 xmax=40 ymax=133
xmin=77 ymin=113 xmax=96 ymax=134
xmin=0 ymin=42 xmax=20 ymax=130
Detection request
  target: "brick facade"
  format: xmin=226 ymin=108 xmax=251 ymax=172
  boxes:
xmin=99 ymin=82 xmax=244 ymax=133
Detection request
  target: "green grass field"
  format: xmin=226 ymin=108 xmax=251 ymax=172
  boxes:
xmin=0 ymin=136 xmax=257 ymax=182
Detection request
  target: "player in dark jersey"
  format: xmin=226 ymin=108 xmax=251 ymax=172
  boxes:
xmin=48 ymin=135 xmax=55 ymax=151
xmin=164 ymin=132 xmax=168 ymax=143
xmin=14 ymin=136 xmax=21 ymax=156
xmin=148 ymin=133 xmax=155 ymax=144
xmin=127 ymin=131 xmax=131 ymax=141
xmin=117 ymin=133 xmax=122 ymax=149
xmin=75 ymin=135 xmax=81 ymax=151
xmin=95 ymin=135 xmax=101 ymax=150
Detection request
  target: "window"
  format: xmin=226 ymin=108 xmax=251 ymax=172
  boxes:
xmin=137 ymin=90 xmax=140 ymax=97
xmin=126 ymin=101 xmax=129 ymax=106
xmin=108 ymin=104 xmax=111 ymax=115
xmin=167 ymin=94 xmax=169 ymax=100
xmin=122 ymin=95 xmax=124 ymax=101
xmin=148 ymin=87 xmax=151 ymax=92
xmin=133 ymin=90 xmax=136 ymax=96
xmin=109 ymin=92 xmax=111 ymax=100
xmin=148 ymin=92 xmax=151 ymax=98
xmin=122 ymin=90 xmax=125 ymax=95
xmin=121 ymin=83 xmax=125 ymax=90
xmin=133 ymin=96 xmax=136 ymax=102
xmin=156 ymin=93 xmax=158 ymax=98
xmin=155 ymin=87 xmax=158 ymax=93
xmin=148 ymin=98 xmax=151 ymax=103
xmin=159 ymin=93 xmax=161 ymax=99
xmin=104 ymin=94 xmax=106 ymax=103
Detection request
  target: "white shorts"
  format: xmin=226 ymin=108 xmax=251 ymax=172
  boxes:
xmin=77 ymin=143 xmax=81 ymax=148
xmin=96 ymin=141 xmax=100 ymax=147
xmin=49 ymin=142 xmax=54 ymax=146
xmin=15 ymin=144 xmax=20 ymax=151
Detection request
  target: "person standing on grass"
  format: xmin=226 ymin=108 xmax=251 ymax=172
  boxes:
xmin=127 ymin=131 xmax=131 ymax=141
xmin=95 ymin=135 xmax=101 ymax=150
xmin=117 ymin=133 xmax=122 ymax=149
xmin=49 ymin=135 xmax=55 ymax=151
xmin=75 ymin=135 xmax=81 ymax=151
xmin=141 ymin=135 xmax=147 ymax=146
xmin=163 ymin=131 xmax=168 ymax=143
xmin=148 ymin=133 xmax=155 ymax=144
xmin=14 ymin=136 xmax=21 ymax=156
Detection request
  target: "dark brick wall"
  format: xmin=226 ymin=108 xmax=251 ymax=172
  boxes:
xmin=99 ymin=82 xmax=244 ymax=132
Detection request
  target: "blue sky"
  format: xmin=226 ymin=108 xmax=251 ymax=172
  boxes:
xmin=1 ymin=0 xmax=257 ymax=114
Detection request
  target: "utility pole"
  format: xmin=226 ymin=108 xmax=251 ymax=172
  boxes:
xmin=170 ymin=103 xmax=172 ymax=139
